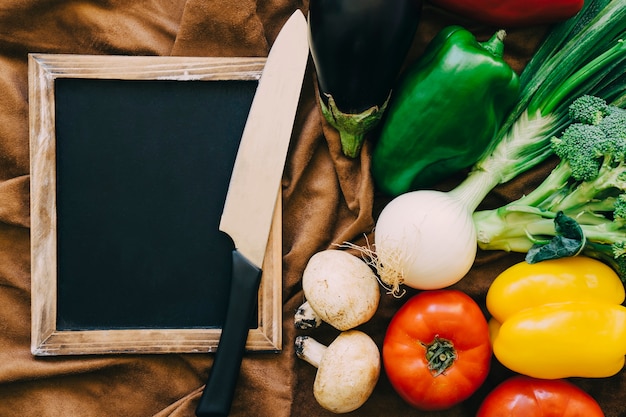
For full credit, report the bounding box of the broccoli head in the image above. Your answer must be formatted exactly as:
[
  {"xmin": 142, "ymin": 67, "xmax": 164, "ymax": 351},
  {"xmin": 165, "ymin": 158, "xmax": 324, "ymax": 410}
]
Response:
[
  {"xmin": 550, "ymin": 97, "xmax": 626, "ymax": 182},
  {"xmin": 613, "ymin": 194, "xmax": 626, "ymax": 223},
  {"xmin": 474, "ymin": 94, "xmax": 626, "ymax": 283},
  {"xmin": 599, "ymin": 106, "xmax": 626, "ymax": 142},
  {"xmin": 568, "ymin": 94, "xmax": 610, "ymax": 125},
  {"xmin": 551, "ymin": 123, "xmax": 608, "ymax": 181}
]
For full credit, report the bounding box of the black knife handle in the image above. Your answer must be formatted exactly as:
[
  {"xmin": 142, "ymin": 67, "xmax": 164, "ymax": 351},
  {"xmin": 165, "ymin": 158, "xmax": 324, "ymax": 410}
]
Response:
[{"xmin": 195, "ymin": 250, "xmax": 262, "ymax": 417}]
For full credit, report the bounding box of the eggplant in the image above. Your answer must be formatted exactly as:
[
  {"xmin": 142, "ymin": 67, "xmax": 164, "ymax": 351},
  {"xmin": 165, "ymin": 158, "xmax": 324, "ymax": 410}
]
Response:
[{"xmin": 308, "ymin": 0, "xmax": 422, "ymax": 157}]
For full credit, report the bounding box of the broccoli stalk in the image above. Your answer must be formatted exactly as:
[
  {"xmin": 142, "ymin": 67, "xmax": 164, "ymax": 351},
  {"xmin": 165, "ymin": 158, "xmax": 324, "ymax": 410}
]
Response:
[{"xmin": 473, "ymin": 95, "xmax": 626, "ymax": 281}]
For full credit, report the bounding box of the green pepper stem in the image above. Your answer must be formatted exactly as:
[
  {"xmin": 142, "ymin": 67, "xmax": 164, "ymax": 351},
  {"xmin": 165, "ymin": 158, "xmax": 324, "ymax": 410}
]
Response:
[
  {"xmin": 480, "ymin": 29, "xmax": 506, "ymax": 57},
  {"xmin": 319, "ymin": 92, "xmax": 390, "ymax": 158},
  {"xmin": 422, "ymin": 335, "xmax": 457, "ymax": 376}
]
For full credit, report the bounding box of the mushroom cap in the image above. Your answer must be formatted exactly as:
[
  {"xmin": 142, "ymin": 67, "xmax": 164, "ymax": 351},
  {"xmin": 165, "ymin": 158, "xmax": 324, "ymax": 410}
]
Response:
[
  {"xmin": 313, "ymin": 330, "xmax": 381, "ymax": 413},
  {"xmin": 303, "ymin": 250, "xmax": 380, "ymax": 331}
]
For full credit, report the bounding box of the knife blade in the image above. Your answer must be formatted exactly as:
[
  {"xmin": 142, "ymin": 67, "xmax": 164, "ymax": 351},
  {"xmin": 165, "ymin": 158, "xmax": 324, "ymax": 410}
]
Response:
[{"xmin": 195, "ymin": 10, "xmax": 309, "ymax": 417}]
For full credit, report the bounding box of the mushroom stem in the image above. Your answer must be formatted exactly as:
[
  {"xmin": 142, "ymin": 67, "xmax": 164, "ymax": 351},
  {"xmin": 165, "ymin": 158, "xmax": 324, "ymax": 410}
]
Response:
[
  {"xmin": 295, "ymin": 335, "xmax": 326, "ymax": 368},
  {"xmin": 294, "ymin": 301, "xmax": 322, "ymax": 330}
]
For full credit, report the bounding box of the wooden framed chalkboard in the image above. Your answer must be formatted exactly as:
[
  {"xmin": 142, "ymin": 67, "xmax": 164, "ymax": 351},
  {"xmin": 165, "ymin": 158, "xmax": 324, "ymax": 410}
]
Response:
[{"xmin": 29, "ymin": 54, "xmax": 283, "ymax": 355}]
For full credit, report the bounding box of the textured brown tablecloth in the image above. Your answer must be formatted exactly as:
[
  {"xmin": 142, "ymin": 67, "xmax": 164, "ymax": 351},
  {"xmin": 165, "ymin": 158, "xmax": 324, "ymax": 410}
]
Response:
[{"xmin": 0, "ymin": 1, "xmax": 624, "ymax": 416}]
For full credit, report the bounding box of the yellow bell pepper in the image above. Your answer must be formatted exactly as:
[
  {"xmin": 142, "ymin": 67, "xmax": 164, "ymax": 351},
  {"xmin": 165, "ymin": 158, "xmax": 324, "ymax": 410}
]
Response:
[
  {"xmin": 487, "ymin": 256, "xmax": 626, "ymax": 379},
  {"xmin": 491, "ymin": 301, "xmax": 626, "ymax": 379},
  {"xmin": 487, "ymin": 256, "xmax": 625, "ymax": 323}
]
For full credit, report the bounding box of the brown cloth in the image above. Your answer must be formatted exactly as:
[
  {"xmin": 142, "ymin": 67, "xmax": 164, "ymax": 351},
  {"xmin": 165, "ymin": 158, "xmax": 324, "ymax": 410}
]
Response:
[{"xmin": 0, "ymin": 1, "xmax": 624, "ymax": 416}]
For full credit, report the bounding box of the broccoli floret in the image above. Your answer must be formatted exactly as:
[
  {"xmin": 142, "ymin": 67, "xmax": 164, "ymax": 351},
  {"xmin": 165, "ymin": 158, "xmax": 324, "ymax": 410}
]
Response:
[
  {"xmin": 549, "ymin": 98, "xmax": 626, "ymax": 182},
  {"xmin": 551, "ymin": 123, "xmax": 608, "ymax": 181},
  {"xmin": 598, "ymin": 106, "xmax": 626, "ymax": 144},
  {"xmin": 613, "ymin": 194, "xmax": 626, "ymax": 223},
  {"xmin": 568, "ymin": 94, "xmax": 610, "ymax": 125},
  {"xmin": 548, "ymin": 98, "xmax": 626, "ymax": 189},
  {"xmin": 613, "ymin": 240, "xmax": 626, "ymax": 258}
]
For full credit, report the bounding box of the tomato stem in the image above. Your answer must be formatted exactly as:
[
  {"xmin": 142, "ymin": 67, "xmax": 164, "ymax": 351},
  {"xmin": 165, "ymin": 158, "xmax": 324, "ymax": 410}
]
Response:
[{"xmin": 422, "ymin": 335, "xmax": 457, "ymax": 376}]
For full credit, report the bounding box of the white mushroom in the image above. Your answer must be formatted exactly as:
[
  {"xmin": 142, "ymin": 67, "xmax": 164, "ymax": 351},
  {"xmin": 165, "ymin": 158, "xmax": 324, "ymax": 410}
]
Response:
[
  {"xmin": 295, "ymin": 330, "xmax": 381, "ymax": 414},
  {"xmin": 294, "ymin": 249, "xmax": 380, "ymax": 331}
]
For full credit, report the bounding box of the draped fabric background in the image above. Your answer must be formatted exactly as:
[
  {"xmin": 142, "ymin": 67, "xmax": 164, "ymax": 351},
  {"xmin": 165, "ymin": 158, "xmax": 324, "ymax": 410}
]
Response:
[{"xmin": 0, "ymin": 1, "xmax": 624, "ymax": 416}]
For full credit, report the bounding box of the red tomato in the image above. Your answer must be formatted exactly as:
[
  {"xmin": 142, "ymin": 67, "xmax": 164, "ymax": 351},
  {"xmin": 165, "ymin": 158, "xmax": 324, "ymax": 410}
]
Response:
[
  {"xmin": 382, "ymin": 289, "xmax": 491, "ymax": 411},
  {"xmin": 477, "ymin": 376, "xmax": 605, "ymax": 417}
]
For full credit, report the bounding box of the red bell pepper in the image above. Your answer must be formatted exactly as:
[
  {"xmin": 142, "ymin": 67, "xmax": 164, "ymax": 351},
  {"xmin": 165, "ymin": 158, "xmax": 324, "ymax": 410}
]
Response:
[{"xmin": 428, "ymin": 0, "xmax": 584, "ymax": 27}]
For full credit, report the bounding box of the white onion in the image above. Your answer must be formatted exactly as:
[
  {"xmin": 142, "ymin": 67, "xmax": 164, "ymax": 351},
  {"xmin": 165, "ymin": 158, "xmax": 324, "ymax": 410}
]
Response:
[{"xmin": 374, "ymin": 190, "xmax": 477, "ymax": 291}]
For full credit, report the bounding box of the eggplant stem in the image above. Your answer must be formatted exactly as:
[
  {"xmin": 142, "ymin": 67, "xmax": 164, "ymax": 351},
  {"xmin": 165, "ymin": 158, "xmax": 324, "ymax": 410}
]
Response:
[{"xmin": 319, "ymin": 92, "xmax": 390, "ymax": 158}]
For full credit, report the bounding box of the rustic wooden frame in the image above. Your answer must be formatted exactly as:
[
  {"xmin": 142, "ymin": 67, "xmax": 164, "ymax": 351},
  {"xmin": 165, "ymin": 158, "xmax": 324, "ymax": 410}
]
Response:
[{"xmin": 29, "ymin": 54, "xmax": 282, "ymax": 355}]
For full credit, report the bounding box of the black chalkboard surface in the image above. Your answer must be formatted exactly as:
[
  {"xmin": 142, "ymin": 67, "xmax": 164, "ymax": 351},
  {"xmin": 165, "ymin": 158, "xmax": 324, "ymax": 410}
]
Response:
[
  {"xmin": 29, "ymin": 54, "xmax": 283, "ymax": 355},
  {"xmin": 54, "ymin": 77, "xmax": 255, "ymax": 330}
]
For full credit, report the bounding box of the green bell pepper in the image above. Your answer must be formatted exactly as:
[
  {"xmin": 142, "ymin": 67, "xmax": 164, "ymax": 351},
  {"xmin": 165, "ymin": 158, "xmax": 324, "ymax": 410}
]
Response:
[{"xmin": 371, "ymin": 26, "xmax": 520, "ymax": 196}]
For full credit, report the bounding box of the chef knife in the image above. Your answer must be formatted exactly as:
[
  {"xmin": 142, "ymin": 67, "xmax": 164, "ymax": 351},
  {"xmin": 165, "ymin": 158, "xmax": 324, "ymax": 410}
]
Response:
[{"xmin": 195, "ymin": 10, "xmax": 309, "ymax": 417}]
